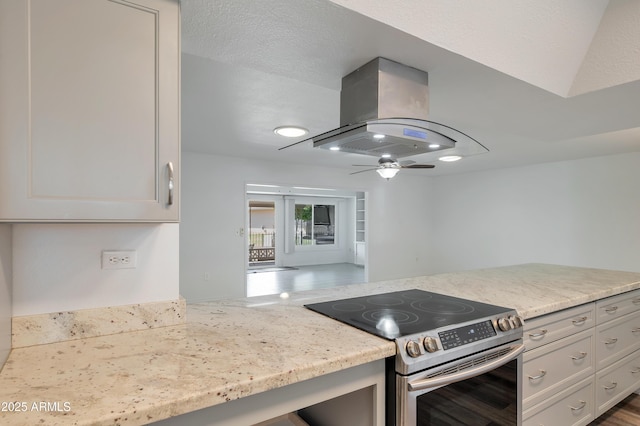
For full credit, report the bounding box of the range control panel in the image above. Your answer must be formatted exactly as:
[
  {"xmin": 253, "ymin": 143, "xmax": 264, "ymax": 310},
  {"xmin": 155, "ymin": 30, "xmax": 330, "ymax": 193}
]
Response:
[{"xmin": 438, "ymin": 320, "xmax": 496, "ymax": 350}]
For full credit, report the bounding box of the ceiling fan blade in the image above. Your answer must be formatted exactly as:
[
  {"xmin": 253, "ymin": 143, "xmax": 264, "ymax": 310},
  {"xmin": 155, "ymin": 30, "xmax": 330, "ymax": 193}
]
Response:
[
  {"xmin": 399, "ymin": 160, "xmax": 416, "ymax": 166},
  {"xmin": 351, "ymin": 164, "xmax": 378, "ymax": 167},
  {"xmin": 401, "ymin": 164, "xmax": 435, "ymax": 169},
  {"xmin": 349, "ymin": 168, "xmax": 379, "ymax": 175}
]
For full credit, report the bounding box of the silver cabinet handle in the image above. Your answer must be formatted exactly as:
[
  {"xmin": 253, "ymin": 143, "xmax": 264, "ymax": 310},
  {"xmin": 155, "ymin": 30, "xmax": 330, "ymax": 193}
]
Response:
[
  {"xmin": 571, "ymin": 352, "xmax": 587, "ymax": 360},
  {"xmin": 572, "ymin": 316, "xmax": 588, "ymax": 326},
  {"xmin": 529, "ymin": 329, "xmax": 548, "ymax": 339},
  {"xmin": 167, "ymin": 162, "xmax": 174, "ymax": 206},
  {"xmin": 528, "ymin": 369, "xmax": 547, "ymax": 381},
  {"xmin": 604, "ymin": 338, "xmax": 618, "ymax": 345},
  {"xmin": 605, "ymin": 306, "xmax": 619, "ymax": 313},
  {"xmin": 603, "ymin": 382, "xmax": 618, "ymax": 390},
  {"xmin": 631, "ymin": 367, "xmax": 640, "ymax": 374},
  {"xmin": 569, "ymin": 400, "xmax": 586, "ymax": 411},
  {"xmin": 632, "ymin": 328, "xmax": 640, "ymax": 333}
]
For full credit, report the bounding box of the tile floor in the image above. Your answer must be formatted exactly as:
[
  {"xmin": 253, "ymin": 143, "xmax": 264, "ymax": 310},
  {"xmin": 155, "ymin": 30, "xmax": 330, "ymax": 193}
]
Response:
[{"xmin": 246, "ymin": 263, "xmax": 366, "ymax": 297}]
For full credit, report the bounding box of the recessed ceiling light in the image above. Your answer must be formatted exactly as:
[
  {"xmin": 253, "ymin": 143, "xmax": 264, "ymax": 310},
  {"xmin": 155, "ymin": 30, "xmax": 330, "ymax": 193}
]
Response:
[
  {"xmin": 439, "ymin": 155, "xmax": 462, "ymax": 162},
  {"xmin": 329, "ymin": 146, "xmax": 340, "ymax": 151},
  {"xmin": 273, "ymin": 126, "xmax": 308, "ymax": 138},
  {"xmin": 373, "ymin": 134, "xmax": 385, "ymax": 139},
  {"xmin": 429, "ymin": 144, "xmax": 440, "ymax": 149}
]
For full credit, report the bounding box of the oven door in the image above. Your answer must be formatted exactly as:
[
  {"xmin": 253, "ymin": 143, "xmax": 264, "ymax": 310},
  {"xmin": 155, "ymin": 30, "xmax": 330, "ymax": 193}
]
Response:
[{"xmin": 397, "ymin": 341, "xmax": 524, "ymax": 426}]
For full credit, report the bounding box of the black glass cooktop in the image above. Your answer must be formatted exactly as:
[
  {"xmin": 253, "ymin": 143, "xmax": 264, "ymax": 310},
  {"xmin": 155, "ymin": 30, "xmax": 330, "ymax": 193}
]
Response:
[{"xmin": 305, "ymin": 289, "xmax": 513, "ymax": 340}]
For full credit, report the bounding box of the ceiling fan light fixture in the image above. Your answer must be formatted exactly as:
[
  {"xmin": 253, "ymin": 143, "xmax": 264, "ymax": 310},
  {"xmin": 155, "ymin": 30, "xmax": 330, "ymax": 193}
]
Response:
[
  {"xmin": 273, "ymin": 126, "xmax": 308, "ymax": 138},
  {"xmin": 439, "ymin": 155, "xmax": 462, "ymax": 162},
  {"xmin": 376, "ymin": 168, "xmax": 400, "ymax": 179}
]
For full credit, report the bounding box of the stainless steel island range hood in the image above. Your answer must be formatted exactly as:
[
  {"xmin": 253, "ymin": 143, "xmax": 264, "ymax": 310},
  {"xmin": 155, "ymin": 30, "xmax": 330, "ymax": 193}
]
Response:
[{"xmin": 281, "ymin": 57, "xmax": 487, "ymax": 160}]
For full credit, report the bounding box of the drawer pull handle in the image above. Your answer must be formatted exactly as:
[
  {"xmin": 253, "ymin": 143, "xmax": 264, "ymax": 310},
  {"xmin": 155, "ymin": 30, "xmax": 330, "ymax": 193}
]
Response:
[
  {"xmin": 603, "ymin": 382, "xmax": 618, "ymax": 391},
  {"xmin": 633, "ymin": 298, "xmax": 640, "ymax": 305},
  {"xmin": 632, "ymin": 368, "xmax": 640, "ymax": 374},
  {"xmin": 632, "ymin": 328, "xmax": 640, "ymax": 333},
  {"xmin": 572, "ymin": 316, "xmax": 588, "ymax": 326},
  {"xmin": 528, "ymin": 370, "xmax": 547, "ymax": 381},
  {"xmin": 604, "ymin": 338, "xmax": 618, "ymax": 345},
  {"xmin": 570, "ymin": 352, "xmax": 587, "ymax": 360},
  {"xmin": 605, "ymin": 306, "xmax": 619, "ymax": 313},
  {"xmin": 167, "ymin": 162, "xmax": 175, "ymax": 206},
  {"xmin": 529, "ymin": 329, "xmax": 548, "ymax": 339},
  {"xmin": 569, "ymin": 400, "xmax": 586, "ymax": 411}
]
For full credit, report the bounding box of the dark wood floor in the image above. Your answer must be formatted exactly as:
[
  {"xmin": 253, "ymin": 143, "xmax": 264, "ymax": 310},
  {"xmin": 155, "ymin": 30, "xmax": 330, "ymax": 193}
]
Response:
[{"xmin": 590, "ymin": 394, "xmax": 640, "ymax": 425}]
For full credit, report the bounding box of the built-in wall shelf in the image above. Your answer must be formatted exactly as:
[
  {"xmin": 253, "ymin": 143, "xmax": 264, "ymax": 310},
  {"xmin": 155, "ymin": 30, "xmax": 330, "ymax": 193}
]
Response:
[
  {"xmin": 355, "ymin": 193, "xmax": 365, "ymax": 243},
  {"xmin": 355, "ymin": 192, "xmax": 365, "ymax": 266}
]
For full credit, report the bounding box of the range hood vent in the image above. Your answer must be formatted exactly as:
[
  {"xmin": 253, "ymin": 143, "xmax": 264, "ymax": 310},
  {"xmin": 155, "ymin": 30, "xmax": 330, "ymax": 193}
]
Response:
[{"xmin": 281, "ymin": 57, "xmax": 487, "ymax": 160}]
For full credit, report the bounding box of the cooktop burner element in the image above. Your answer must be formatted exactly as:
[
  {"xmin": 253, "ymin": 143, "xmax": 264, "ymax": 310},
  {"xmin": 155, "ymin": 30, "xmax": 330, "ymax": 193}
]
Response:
[{"xmin": 305, "ymin": 289, "xmax": 510, "ymax": 340}]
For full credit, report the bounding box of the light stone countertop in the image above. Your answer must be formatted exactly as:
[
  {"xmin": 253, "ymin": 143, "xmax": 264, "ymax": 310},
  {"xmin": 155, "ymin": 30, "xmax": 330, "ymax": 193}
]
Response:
[{"xmin": 1, "ymin": 263, "xmax": 640, "ymax": 425}]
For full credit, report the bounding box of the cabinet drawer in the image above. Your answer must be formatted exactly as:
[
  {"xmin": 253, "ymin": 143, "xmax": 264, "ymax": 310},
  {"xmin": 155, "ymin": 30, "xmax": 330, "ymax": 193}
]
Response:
[
  {"xmin": 596, "ymin": 289, "xmax": 640, "ymax": 324},
  {"xmin": 523, "ymin": 377, "xmax": 594, "ymax": 426},
  {"xmin": 595, "ymin": 349, "xmax": 640, "ymax": 416},
  {"xmin": 596, "ymin": 310, "xmax": 640, "ymax": 369},
  {"xmin": 523, "ymin": 329, "xmax": 595, "ymax": 409},
  {"xmin": 524, "ymin": 303, "xmax": 595, "ymax": 351}
]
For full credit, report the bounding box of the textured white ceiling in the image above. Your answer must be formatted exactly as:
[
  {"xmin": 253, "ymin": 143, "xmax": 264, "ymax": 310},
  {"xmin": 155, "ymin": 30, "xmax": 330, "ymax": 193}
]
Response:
[
  {"xmin": 180, "ymin": 0, "xmax": 640, "ymax": 176},
  {"xmin": 569, "ymin": 0, "xmax": 640, "ymax": 96},
  {"xmin": 327, "ymin": 0, "xmax": 609, "ymax": 96}
]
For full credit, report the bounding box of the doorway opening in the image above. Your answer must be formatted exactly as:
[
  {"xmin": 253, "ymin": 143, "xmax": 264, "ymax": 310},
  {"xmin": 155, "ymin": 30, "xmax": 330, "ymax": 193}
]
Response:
[
  {"xmin": 245, "ymin": 184, "xmax": 368, "ymax": 297},
  {"xmin": 248, "ymin": 200, "xmax": 276, "ymax": 269}
]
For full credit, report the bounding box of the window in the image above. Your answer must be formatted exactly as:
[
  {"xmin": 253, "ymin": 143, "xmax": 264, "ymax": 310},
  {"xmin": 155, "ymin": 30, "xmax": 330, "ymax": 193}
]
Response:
[{"xmin": 295, "ymin": 204, "xmax": 335, "ymax": 245}]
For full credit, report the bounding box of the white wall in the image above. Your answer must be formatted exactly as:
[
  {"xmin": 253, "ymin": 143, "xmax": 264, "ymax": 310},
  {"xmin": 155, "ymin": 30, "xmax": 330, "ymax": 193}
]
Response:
[
  {"xmin": 0, "ymin": 224, "xmax": 11, "ymax": 370},
  {"xmin": 180, "ymin": 151, "xmax": 437, "ymax": 302},
  {"xmin": 430, "ymin": 152, "xmax": 640, "ymax": 274},
  {"xmin": 12, "ymin": 223, "xmax": 179, "ymax": 316}
]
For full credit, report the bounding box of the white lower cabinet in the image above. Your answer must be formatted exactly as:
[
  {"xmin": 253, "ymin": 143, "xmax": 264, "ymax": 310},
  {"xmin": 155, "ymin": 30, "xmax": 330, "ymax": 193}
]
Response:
[
  {"xmin": 595, "ymin": 310, "xmax": 640, "ymax": 369},
  {"xmin": 523, "ymin": 329, "xmax": 595, "ymax": 409},
  {"xmin": 523, "ymin": 377, "xmax": 594, "ymax": 426},
  {"xmin": 595, "ymin": 346, "xmax": 640, "ymax": 416},
  {"xmin": 522, "ymin": 289, "xmax": 640, "ymax": 425}
]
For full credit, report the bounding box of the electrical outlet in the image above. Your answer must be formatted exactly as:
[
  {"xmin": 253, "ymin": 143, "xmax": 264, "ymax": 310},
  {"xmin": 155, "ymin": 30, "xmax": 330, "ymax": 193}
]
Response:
[{"xmin": 102, "ymin": 250, "xmax": 137, "ymax": 269}]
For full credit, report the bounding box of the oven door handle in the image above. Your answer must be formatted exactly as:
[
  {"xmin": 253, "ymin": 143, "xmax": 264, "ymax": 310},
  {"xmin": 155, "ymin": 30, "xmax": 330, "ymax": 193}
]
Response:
[{"xmin": 408, "ymin": 344, "xmax": 525, "ymax": 391}]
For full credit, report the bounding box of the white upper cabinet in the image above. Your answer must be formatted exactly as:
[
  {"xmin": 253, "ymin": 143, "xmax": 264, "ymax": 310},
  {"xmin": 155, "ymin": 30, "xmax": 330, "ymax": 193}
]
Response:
[{"xmin": 0, "ymin": 0, "xmax": 179, "ymax": 222}]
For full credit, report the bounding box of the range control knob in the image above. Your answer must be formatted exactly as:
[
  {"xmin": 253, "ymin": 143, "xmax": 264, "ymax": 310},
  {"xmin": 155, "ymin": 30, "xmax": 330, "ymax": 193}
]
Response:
[
  {"xmin": 497, "ymin": 317, "xmax": 512, "ymax": 332},
  {"xmin": 510, "ymin": 315, "xmax": 524, "ymax": 328},
  {"xmin": 423, "ymin": 337, "xmax": 439, "ymax": 353},
  {"xmin": 406, "ymin": 340, "xmax": 422, "ymax": 358}
]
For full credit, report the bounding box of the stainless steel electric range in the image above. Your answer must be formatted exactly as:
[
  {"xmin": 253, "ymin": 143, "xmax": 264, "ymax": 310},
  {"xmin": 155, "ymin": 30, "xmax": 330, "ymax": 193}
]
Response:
[{"xmin": 305, "ymin": 289, "xmax": 525, "ymax": 426}]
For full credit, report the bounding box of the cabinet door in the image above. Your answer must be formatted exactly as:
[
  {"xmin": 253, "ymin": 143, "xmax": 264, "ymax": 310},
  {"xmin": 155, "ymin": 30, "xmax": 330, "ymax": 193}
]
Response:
[
  {"xmin": 0, "ymin": 0, "xmax": 179, "ymax": 222},
  {"xmin": 355, "ymin": 242, "xmax": 365, "ymax": 266}
]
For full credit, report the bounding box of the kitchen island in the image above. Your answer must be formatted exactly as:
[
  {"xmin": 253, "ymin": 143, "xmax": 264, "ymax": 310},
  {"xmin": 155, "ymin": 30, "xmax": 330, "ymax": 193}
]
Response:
[{"xmin": 1, "ymin": 263, "xmax": 640, "ymax": 425}]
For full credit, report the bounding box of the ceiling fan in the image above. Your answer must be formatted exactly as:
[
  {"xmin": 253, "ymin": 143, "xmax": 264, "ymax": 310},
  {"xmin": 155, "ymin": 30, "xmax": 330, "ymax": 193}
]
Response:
[{"xmin": 350, "ymin": 157, "xmax": 435, "ymax": 180}]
